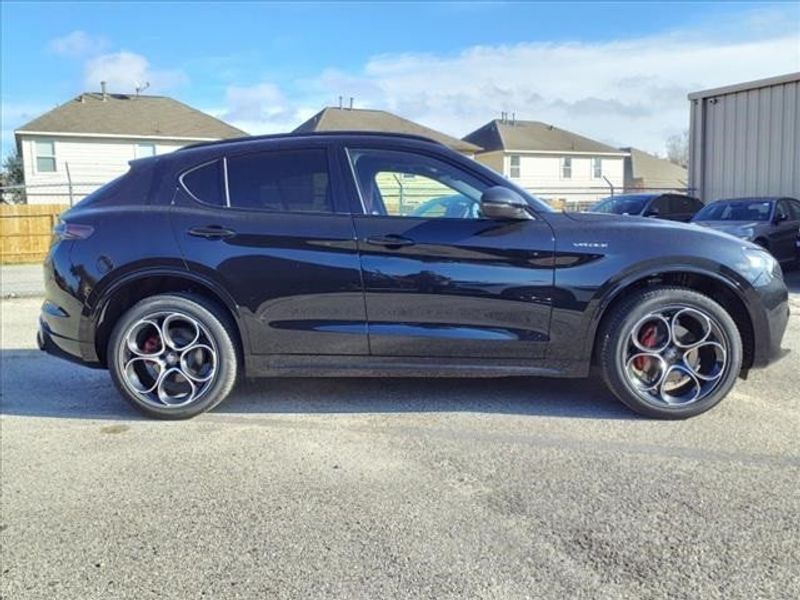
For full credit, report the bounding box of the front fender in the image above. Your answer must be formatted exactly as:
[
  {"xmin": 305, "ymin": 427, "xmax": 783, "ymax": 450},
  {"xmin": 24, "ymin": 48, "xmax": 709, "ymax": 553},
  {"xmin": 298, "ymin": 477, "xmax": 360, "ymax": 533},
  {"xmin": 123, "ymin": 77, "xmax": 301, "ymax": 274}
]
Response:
[{"xmin": 547, "ymin": 255, "xmax": 757, "ymax": 368}]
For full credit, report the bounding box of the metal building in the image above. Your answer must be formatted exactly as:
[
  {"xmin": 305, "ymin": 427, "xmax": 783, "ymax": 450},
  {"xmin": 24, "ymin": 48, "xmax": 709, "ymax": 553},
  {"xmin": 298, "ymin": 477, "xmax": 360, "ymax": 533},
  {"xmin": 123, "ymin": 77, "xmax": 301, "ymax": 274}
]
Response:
[{"xmin": 688, "ymin": 72, "xmax": 800, "ymax": 202}]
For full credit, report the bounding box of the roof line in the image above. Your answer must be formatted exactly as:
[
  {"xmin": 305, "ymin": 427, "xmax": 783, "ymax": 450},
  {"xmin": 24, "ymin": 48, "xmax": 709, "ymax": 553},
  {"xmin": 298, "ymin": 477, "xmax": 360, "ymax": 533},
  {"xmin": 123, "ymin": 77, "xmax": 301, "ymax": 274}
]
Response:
[
  {"xmin": 14, "ymin": 130, "xmax": 221, "ymax": 142},
  {"xmin": 178, "ymin": 130, "xmax": 449, "ymax": 152},
  {"xmin": 160, "ymin": 96, "xmax": 248, "ymax": 136},
  {"xmin": 485, "ymin": 149, "xmax": 629, "ymax": 157},
  {"xmin": 688, "ymin": 71, "xmax": 800, "ymax": 100}
]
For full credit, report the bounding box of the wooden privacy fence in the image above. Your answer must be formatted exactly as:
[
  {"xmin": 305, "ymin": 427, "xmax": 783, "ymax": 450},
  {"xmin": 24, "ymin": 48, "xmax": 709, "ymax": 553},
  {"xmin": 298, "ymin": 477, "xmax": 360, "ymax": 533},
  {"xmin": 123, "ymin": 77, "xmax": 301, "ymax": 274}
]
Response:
[{"xmin": 0, "ymin": 204, "xmax": 69, "ymax": 264}]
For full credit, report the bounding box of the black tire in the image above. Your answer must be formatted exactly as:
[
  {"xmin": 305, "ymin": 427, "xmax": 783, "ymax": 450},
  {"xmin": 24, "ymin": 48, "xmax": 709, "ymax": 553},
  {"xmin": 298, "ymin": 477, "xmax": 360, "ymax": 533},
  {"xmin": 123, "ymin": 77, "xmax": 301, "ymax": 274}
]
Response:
[
  {"xmin": 107, "ymin": 293, "xmax": 239, "ymax": 419},
  {"xmin": 598, "ymin": 287, "xmax": 743, "ymax": 419}
]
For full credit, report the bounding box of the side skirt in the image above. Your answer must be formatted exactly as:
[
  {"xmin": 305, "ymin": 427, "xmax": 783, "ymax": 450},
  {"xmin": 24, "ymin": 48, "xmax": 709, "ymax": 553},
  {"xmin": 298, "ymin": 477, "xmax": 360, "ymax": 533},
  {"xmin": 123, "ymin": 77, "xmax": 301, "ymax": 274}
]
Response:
[{"xmin": 244, "ymin": 354, "xmax": 589, "ymax": 379}]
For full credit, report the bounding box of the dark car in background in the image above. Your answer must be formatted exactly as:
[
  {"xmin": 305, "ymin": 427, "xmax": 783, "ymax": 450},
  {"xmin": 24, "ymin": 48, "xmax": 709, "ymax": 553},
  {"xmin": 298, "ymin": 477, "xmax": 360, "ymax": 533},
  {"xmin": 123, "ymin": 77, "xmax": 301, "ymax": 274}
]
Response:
[
  {"xmin": 591, "ymin": 193, "xmax": 703, "ymax": 222},
  {"xmin": 38, "ymin": 132, "xmax": 789, "ymax": 421},
  {"xmin": 411, "ymin": 194, "xmax": 480, "ymax": 219},
  {"xmin": 692, "ymin": 197, "xmax": 800, "ymax": 267}
]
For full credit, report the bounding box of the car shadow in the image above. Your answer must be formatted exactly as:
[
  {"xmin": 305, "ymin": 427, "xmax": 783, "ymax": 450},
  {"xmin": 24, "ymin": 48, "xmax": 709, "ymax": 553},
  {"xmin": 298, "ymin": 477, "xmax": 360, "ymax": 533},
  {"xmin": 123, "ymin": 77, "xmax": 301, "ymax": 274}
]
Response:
[{"xmin": 0, "ymin": 349, "xmax": 635, "ymax": 421}]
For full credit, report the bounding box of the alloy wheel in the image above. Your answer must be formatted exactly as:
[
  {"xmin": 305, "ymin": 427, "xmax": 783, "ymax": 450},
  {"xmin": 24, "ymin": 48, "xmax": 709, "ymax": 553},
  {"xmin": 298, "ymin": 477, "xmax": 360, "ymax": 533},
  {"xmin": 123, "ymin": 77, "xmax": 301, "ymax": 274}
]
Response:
[
  {"xmin": 622, "ymin": 305, "xmax": 729, "ymax": 407},
  {"xmin": 118, "ymin": 311, "xmax": 218, "ymax": 409}
]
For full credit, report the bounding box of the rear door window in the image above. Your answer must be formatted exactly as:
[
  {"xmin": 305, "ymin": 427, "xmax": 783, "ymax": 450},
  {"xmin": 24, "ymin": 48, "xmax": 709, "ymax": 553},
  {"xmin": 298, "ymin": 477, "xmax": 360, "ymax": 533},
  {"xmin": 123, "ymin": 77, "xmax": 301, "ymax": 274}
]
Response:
[
  {"xmin": 788, "ymin": 200, "xmax": 800, "ymax": 220},
  {"xmin": 227, "ymin": 149, "xmax": 333, "ymax": 213},
  {"xmin": 776, "ymin": 200, "xmax": 791, "ymax": 222}
]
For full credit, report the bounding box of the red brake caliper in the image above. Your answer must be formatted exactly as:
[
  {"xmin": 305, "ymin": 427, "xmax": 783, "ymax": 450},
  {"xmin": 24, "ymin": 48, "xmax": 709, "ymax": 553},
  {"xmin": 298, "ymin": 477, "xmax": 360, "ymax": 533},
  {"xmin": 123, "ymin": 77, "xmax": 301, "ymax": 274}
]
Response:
[
  {"xmin": 143, "ymin": 336, "xmax": 160, "ymax": 354},
  {"xmin": 633, "ymin": 324, "xmax": 658, "ymax": 370}
]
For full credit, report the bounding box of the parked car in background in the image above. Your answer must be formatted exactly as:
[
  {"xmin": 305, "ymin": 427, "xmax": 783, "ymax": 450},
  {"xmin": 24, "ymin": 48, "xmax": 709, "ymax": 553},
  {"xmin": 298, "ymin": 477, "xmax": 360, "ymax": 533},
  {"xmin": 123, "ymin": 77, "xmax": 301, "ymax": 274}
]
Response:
[
  {"xmin": 591, "ymin": 193, "xmax": 703, "ymax": 222},
  {"xmin": 692, "ymin": 197, "xmax": 800, "ymax": 267},
  {"xmin": 39, "ymin": 132, "xmax": 789, "ymax": 421},
  {"xmin": 411, "ymin": 194, "xmax": 480, "ymax": 219}
]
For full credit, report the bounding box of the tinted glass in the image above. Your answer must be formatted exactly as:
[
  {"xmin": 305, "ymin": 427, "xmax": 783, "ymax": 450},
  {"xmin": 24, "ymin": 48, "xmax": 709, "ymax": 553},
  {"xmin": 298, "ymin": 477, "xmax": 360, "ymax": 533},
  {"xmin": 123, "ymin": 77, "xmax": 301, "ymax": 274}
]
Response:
[
  {"xmin": 181, "ymin": 160, "xmax": 225, "ymax": 207},
  {"xmin": 348, "ymin": 148, "xmax": 487, "ymax": 218},
  {"xmin": 776, "ymin": 199, "xmax": 800, "ymax": 221},
  {"xmin": 227, "ymin": 149, "xmax": 332, "ymax": 213},
  {"xmin": 668, "ymin": 195, "xmax": 701, "ymax": 214},
  {"xmin": 694, "ymin": 200, "xmax": 773, "ymax": 222},
  {"xmin": 650, "ymin": 196, "xmax": 671, "ymax": 214},
  {"xmin": 591, "ymin": 195, "xmax": 652, "ymax": 215}
]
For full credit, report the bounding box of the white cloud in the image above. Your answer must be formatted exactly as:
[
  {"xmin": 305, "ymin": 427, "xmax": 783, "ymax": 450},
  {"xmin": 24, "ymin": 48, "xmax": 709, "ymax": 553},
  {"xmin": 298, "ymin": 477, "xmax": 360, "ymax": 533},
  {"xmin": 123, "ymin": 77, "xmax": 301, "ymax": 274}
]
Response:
[
  {"xmin": 83, "ymin": 51, "xmax": 188, "ymax": 93},
  {"xmin": 307, "ymin": 34, "xmax": 799, "ymax": 154},
  {"xmin": 224, "ymin": 8, "xmax": 799, "ymax": 154},
  {"xmin": 220, "ymin": 83, "xmax": 317, "ymax": 134},
  {"xmin": 47, "ymin": 31, "xmax": 108, "ymax": 57}
]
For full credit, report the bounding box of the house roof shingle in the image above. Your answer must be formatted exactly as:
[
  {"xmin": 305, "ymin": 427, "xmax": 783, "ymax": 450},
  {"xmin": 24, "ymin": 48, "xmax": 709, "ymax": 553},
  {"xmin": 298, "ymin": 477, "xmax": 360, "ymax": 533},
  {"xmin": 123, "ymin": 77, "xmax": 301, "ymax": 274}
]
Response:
[
  {"xmin": 15, "ymin": 93, "xmax": 247, "ymax": 140},
  {"xmin": 463, "ymin": 119, "xmax": 625, "ymax": 155},
  {"xmin": 621, "ymin": 147, "xmax": 688, "ymax": 189},
  {"xmin": 294, "ymin": 107, "xmax": 482, "ymax": 153}
]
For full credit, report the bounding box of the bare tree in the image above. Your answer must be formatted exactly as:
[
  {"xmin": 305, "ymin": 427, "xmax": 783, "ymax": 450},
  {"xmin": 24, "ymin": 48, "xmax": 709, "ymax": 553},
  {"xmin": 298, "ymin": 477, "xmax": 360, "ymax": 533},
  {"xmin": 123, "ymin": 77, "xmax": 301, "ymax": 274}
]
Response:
[
  {"xmin": 1, "ymin": 148, "xmax": 26, "ymax": 204},
  {"xmin": 666, "ymin": 130, "xmax": 689, "ymax": 168}
]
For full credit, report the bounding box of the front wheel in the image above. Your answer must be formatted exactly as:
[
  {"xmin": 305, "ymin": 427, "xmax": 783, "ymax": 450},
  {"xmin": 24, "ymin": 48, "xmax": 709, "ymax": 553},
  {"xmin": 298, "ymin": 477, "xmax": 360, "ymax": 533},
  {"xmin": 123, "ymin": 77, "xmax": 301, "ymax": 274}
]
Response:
[
  {"xmin": 108, "ymin": 293, "xmax": 239, "ymax": 419},
  {"xmin": 598, "ymin": 287, "xmax": 743, "ymax": 419}
]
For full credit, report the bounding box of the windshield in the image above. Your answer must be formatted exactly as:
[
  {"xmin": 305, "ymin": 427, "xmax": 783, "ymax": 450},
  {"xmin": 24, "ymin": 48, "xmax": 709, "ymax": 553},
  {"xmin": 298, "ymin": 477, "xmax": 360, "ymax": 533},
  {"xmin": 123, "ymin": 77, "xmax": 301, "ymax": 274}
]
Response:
[
  {"xmin": 693, "ymin": 200, "xmax": 773, "ymax": 222},
  {"xmin": 591, "ymin": 195, "xmax": 651, "ymax": 215}
]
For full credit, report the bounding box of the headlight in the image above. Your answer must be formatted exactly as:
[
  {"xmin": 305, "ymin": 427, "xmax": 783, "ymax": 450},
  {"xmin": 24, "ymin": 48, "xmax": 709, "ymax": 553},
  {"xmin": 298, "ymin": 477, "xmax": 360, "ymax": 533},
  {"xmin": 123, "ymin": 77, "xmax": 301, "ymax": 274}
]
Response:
[
  {"xmin": 738, "ymin": 227, "xmax": 755, "ymax": 241},
  {"xmin": 739, "ymin": 246, "xmax": 781, "ymax": 286}
]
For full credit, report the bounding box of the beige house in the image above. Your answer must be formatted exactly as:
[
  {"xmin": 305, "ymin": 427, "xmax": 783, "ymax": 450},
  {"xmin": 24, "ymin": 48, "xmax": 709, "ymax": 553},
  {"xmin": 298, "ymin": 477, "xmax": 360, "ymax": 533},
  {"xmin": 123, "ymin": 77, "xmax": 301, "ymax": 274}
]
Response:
[
  {"xmin": 463, "ymin": 119, "xmax": 628, "ymax": 207},
  {"xmin": 15, "ymin": 89, "xmax": 246, "ymax": 204},
  {"xmin": 621, "ymin": 147, "xmax": 689, "ymax": 193},
  {"xmin": 294, "ymin": 106, "xmax": 482, "ymax": 157}
]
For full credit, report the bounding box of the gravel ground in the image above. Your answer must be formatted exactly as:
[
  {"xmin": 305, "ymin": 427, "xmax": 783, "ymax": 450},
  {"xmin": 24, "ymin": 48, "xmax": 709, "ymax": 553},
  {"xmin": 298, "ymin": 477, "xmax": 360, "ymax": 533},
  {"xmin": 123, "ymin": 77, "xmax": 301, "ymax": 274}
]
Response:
[
  {"xmin": 0, "ymin": 264, "xmax": 44, "ymax": 299},
  {"xmin": 1, "ymin": 273, "xmax": 799, "ymax": 599}
]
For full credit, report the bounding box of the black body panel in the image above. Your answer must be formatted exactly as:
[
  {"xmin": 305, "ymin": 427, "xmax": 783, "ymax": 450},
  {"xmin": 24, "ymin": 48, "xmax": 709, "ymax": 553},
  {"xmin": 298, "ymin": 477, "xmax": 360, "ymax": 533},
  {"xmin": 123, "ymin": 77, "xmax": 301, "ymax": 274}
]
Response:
[{"xmin": 352, "ymin": 215, "xmax": 555, "ymax": 358}]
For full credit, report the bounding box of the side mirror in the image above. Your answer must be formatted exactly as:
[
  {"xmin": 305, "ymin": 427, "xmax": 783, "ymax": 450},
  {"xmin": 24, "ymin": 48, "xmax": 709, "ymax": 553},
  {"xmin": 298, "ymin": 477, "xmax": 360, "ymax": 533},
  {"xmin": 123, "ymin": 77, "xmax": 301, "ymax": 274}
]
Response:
[
  {"xmin": 644, "ymin": 207, "xmax": 660, "ymax": 217},
  {"xmin": 775, "ymin": 212, "xmax": 789, "ymax": 223},
  {"xmin": 480, "ymin": 186, "xmax": 532, "ymax": 220}
]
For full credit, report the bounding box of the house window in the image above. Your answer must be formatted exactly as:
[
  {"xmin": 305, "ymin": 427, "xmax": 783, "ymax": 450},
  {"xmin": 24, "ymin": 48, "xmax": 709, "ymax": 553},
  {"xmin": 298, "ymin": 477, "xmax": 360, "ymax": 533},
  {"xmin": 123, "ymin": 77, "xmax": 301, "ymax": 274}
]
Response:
[
  {"xmin": 509, "ymin": 155, "xmax": 521, "ymax": 178},
  {"xmin": 561, "ymin": 157, "xmax": 572, "ymax": 179},
  {"xmin": 135, "ymin": 143, "xmax": 156, "ymax": 158},
  {"xmin": 593, "ymin": 157, "xmax": 602, "ymax": 179},
  {"xmin": 35, "ymin": 140, "xmax": 56, "ymax": 173}
]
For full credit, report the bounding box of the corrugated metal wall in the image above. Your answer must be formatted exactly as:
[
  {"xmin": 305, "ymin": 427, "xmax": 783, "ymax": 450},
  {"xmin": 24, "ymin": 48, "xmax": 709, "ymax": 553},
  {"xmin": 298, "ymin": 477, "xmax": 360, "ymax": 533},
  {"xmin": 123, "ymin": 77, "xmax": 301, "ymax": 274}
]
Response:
[{"xmin": 689, "ymin": 75, "xmax": 799, "ymax": 202}]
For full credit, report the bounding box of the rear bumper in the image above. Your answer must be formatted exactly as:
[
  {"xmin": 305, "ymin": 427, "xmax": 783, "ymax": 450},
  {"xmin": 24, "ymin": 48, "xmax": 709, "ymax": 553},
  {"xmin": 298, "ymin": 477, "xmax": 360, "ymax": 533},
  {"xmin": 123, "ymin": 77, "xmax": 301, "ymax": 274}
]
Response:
[{"xmin": 38, "ymin": 308, "xmax": 102, "ymax": 369}]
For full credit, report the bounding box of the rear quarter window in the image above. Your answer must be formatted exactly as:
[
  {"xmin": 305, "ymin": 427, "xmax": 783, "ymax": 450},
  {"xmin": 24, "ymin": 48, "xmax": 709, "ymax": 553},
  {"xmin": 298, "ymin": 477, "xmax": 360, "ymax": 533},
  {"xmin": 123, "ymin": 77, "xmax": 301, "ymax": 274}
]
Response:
[{"xmin": 180, "ymin": 159, "xmax": 226, "ymax": 206}]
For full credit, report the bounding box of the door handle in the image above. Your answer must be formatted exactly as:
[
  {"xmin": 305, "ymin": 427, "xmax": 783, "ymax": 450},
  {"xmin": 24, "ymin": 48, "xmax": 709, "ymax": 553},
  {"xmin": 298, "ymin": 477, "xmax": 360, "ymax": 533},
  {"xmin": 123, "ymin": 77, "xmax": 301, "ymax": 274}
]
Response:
[
  {"xmin": 365, "ymin": 234, "xmax": 415, "ymax": 248},
  {"xmin": 188, "ymin": 225, "xmax": 236, "ymax": 240}
]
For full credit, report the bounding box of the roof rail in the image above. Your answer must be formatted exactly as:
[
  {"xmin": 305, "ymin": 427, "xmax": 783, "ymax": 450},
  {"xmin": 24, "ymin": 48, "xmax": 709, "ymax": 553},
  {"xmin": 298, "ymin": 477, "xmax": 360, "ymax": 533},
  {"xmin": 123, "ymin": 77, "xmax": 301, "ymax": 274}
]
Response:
[{"xmin": 178, "ymin": 130, "xmax": 446, "ymax": 152}]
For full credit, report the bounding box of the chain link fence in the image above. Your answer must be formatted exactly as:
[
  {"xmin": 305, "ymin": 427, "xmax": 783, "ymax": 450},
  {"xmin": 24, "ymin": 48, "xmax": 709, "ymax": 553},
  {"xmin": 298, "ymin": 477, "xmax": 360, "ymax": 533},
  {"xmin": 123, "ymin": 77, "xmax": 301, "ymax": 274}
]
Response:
[{"xmin": 2, "ymin": 180, "xmax": 694, "ymax": 213}]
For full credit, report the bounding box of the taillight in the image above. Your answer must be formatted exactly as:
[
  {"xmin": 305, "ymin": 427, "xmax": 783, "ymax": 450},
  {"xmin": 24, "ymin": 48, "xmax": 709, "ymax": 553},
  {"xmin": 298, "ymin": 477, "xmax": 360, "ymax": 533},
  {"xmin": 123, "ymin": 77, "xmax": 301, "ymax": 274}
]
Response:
[{"xmin": 53, "ymin": 222, "xmax": 94, "ymax": 240}]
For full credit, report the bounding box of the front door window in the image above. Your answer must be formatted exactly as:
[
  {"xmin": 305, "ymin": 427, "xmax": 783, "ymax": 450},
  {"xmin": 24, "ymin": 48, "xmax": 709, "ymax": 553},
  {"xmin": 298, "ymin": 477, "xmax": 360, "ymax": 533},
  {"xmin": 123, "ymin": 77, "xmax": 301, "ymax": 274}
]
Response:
[{"xmin": 347, "ymin": 148, "xmax": 487, "ymax": 220}]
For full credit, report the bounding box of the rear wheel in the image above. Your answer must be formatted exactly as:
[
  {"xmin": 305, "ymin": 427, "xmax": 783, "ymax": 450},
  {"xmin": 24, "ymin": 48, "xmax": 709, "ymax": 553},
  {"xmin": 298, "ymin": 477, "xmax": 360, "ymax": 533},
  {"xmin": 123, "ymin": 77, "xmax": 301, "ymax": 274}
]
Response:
[
  {"xmin": 108, "ymin": 293, "xmax": 239, "ymax": 419},
  {"xmin": 598, "ymin": 287, "xmax": 742, "ymax": 419}
]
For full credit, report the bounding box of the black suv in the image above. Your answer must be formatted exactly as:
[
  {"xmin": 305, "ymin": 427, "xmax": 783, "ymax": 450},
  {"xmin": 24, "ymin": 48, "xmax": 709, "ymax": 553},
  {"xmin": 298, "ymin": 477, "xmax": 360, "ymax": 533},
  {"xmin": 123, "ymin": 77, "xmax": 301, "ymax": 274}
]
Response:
[{"xmin": 39, "ymin": 132, "xmax": 790, "ymax": 419}]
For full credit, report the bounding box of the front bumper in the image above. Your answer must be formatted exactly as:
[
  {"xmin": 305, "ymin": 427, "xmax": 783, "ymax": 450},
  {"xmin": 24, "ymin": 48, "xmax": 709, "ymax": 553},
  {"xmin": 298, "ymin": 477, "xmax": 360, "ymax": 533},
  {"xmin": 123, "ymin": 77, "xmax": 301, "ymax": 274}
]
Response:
[{"xmin": 747, "ymin": 274, "xmax": 791, "ymax": 369}]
